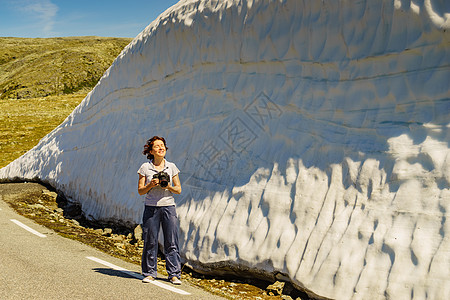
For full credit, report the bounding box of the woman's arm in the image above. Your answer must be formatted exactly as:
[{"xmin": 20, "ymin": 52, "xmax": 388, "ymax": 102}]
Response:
[
  {"xmin": 166, "ymin": 173, "xmax": 182, "ymax": 194},
  {"xmin": 138, "ymin": 174, "xmax": 159, "ymax": 195}
]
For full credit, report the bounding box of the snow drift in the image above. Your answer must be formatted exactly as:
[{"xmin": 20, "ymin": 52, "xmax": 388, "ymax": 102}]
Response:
[{"xmin": 1, "ymin": 0, "xmax": 449, "ymax": 299}]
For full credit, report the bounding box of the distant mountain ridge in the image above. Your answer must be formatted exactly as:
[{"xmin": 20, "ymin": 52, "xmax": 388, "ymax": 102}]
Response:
[{"xmin": 0, "ymin": 37, "xmax": 132, "ymax": 100}]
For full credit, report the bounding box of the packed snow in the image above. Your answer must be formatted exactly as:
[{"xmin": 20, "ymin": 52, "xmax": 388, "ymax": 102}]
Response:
[{"xmin": 1, "ymin": 0, "xmax": 449, "ymax": 299}]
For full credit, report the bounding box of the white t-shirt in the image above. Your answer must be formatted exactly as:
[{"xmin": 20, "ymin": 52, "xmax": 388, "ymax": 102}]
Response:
[{"xmin": 137, "ymin": 159, "xmax": 180, "ymax": 207}]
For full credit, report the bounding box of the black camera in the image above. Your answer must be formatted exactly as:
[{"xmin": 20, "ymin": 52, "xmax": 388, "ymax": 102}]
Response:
[{"xmin": 153, "ymin": 171, "xmax": 170, "ymax": 188}]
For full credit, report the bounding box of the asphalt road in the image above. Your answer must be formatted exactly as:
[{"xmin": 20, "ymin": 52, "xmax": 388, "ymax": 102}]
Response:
[{"xmin": 0, "ymin": 195, "xmax": 224, "ymax": 300}]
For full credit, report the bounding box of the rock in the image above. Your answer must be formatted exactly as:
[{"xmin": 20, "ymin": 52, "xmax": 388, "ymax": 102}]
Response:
[
  {"xmin": 93, "ymin": 228, "xmax": 103, "ymax": 235},
  {"xmin": 110, "ymin": 234, "xmax": 124, "ymax": 241},
  {"xmin": 114, "ymin": 242, "xmax": 125, "ymax": 249},
  {"xmin": 134, "ymin": 225, "xmax": 143, "ymax": 242},
  {"xmin": 266, "ymin": 281, "xmax": 285, "ymax": 296},
  {"xmin": 29, "ymin": 204, "xmax": 46, "ymax": 210},
  {"xmin": 42, "ymin": 189, "xmax": 58, "ymax": 200},
  {"xmin": 114, "ymin": 244, "xmax": 127, "ymax": 254}
]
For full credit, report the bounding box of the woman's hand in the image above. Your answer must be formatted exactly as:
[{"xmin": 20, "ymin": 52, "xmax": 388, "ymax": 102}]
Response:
[
  {"xmin": 149, "ymin": 177, "xmax": 160, "ymax": 188},
  {"xmin": 165, "ymin": 174, "xmax": 182, "ymax": 194},
  {"xmin": 138, "ymin": 174, "xmax": 159, "ymax": 195}
]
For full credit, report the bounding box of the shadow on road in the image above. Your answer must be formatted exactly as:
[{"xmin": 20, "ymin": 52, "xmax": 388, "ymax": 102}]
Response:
[{"xmin": 92, "ymin": 268, "xmax": 141, "ymax": 280}]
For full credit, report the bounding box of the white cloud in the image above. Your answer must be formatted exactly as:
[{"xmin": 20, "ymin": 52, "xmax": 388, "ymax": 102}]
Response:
[{"xmin": 15, "ymin": 0, "xmax": 59, "ymax": 37}]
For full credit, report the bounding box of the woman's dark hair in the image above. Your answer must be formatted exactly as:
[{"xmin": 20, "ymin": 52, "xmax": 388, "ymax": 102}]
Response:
[{"xmin": 143, "ymin": 136, "xmax": 168, "ymax": 160}]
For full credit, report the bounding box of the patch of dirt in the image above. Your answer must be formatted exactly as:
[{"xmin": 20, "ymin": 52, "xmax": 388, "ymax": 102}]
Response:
[{"xmin": 0, "ymin": 182, "xmax": 313, "ymax": 300}]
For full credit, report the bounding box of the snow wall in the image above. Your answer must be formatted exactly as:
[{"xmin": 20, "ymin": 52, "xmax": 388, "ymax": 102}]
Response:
[{"xmin": 1, "ymin": 0, "xmax": 449, "ymax": 299}]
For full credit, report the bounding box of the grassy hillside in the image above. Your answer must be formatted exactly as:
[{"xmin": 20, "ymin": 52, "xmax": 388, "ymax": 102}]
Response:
[
  {"xmin": 0, "ymin": 36, "xmax": 132, "ymax": 168},
  {"xmin": 0, "ymin": 36, "xmax": 132, "ymax": 99},
  {"xmin": 0, "ymin": 94, "xmax": 86, "ymax": 168}
]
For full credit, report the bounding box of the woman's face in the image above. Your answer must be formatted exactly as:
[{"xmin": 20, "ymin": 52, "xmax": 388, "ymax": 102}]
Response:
[{"xmin": 150, "ymin": 139, "xmax": 166, "ymax": 158}]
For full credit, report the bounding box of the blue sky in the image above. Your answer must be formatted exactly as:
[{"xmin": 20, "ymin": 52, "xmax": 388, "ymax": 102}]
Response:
[{"xmin": 0, "ymin": 0, "xmax": 180, "ymax": 38}]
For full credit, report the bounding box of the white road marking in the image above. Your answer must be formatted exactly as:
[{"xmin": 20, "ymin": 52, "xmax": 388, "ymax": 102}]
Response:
[
  {"xmin": 86, "ymin": 256, "xmax": 190, "ymax": 295},
  {"xmin": 10, "ymin": 219, "xmax": 47, "ymax": 238}
]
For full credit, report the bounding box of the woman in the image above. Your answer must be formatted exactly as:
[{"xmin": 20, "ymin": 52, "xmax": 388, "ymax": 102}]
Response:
[{"xmin": 137, "ymin": 136, "xmax": 182, "ymax": 285}]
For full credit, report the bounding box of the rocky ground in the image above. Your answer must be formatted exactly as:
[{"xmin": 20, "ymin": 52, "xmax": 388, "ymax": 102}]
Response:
[{"xmin": 0, "ymin": 181, "xmax": 312, "ymax": 300}]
